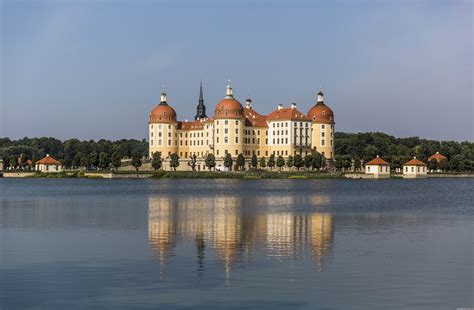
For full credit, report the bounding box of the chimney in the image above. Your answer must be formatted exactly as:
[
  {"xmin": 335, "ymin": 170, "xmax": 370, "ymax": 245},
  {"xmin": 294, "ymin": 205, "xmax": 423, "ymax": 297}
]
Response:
[
  {"xmin": 291, "ymin": 102, "xmax": 296, "ymax": 109},
  {"xmin": 246, "ymin": 98, "xmax": 252, "ymax": 109},
  {"xmin": 277, "ymin": 103, "xmax": 283, "ymax": 110}
]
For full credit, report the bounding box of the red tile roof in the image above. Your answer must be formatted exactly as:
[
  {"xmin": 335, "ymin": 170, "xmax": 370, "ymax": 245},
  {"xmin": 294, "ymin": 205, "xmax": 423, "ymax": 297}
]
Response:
[
  {"xmin": 244, "ymin": 107, "xmax": 268, "ymax": 127},
  {"xmin": 428, "ymin": 152, "xmax": 447, "ymax": 161},
  {"xmin": 366, "ymin": 156, "xmax": 389, "ymax": 165},
  {"xmin": 266, "ymin": 107, "xmax": 311, "ymax": 121},
  {"xmin": 178, "ymin": 120, "xmax": 204, "ymax": 130},
  {"xmin": 404, "ymin": 158, "xmax": 427, "ymax": 166},
  {"xmin": 36, "ymin": 155, "xmax": 62, "ymax": 165}
]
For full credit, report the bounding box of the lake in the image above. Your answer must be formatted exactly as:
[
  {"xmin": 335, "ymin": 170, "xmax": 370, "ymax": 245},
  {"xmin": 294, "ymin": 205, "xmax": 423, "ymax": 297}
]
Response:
[{"xmin": 0, "ymin": 178, "xmax": 472, "ymax": 309}]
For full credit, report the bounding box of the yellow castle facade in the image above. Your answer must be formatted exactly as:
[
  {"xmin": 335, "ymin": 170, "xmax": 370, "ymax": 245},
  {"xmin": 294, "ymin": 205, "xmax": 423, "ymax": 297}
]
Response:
[{"xmin": 148, "ymin": 82, "xmax": 335, "ymax": 171}]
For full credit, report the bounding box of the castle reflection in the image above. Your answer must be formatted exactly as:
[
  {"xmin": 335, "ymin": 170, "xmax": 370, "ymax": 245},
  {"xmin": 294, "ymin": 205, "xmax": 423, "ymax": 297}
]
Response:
[{"xmin": 148, "ymin": 194, "xmax": 334, "ymax": 278}]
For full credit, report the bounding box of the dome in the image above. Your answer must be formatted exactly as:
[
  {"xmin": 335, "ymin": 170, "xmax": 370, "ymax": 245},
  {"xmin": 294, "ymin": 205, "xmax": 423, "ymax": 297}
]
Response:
[
  {"xmin": 214, "ymin": 98, "xmax": 244, "ymax": 119},
  {"xmin": 307, "ymin": 102, "xmax": 334, "ymax": 124},
  {"xmin": 149, "ymin": 103, "xmax": 177, "ymax": 123}
]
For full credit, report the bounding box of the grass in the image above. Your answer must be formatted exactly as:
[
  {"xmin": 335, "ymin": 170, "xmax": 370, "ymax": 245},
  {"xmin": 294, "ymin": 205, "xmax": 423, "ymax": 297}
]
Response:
[{"xmin": 150, "ymin": 170, "xmax": 344, "ymax": 179}]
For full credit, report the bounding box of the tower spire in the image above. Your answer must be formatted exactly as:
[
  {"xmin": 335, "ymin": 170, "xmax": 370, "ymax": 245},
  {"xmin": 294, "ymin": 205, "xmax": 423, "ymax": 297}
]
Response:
[
  {"xmin": 160, "ymin": 85, "xmax": 168, "ymax": 105},
  {"xmin": 194, "ymin": 82, "xmax": 207, "ymax": 120}
]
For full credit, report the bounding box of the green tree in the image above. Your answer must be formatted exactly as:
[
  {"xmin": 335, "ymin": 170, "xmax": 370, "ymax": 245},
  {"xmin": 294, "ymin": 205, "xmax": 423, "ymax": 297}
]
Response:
[
  {"xmin": 89, "ymin": 151, "xmax": 99, "ymax": 169},
  {"xmin": 304, "ymin": 154, "xmax": 313, "ymax": 169},
  {"xmin": 19, "ymin": 153, "xmax": 28, "ymax": 170},
  {"xmin": 72, "ymin": 153, "xmax": 82, "ymax": 168},
  {"xmin": 259, "ymin": 156, "xmax": 266, "ymax": 169},
  {"xmin": 170, "ymin": 153, "xmax": 180, "ymax": 171},
  {"xmin": 188, "ymin": 154, "xmax": 197, "ymax": 172},
  {"xmin": 277, "ymin": 155, "xmax": 286, "ymax": 171},
  {"xmin": 428, "ymin": 158, "xmax": 438, "ymax": 172},
  {"xmin": 251, "ymin": 154, "xmax": 258, "ymax": 169},
  {"xmin": 294, "ymin": 155, "xmax": 304, "ymax": 170},
  {"xmin": 267, "ymin": 154, "xmax": 276, "ymax": 171},
  {"xmin": 151, "ymin": 152, "xmax": 162, "ymax": 171},
  {"xmin": 98, "ymin": 152, "xmax": 110, "ymax": 170},
  {"xmin": 111, "ymin": 152, "xmax": 122, "ymax": 171},
  {"xmin": 205, "ymin": 153, "xmax": 216, "ymax": 171},
  {"xmin": 80, "ymin": 154, "xmax": 89, "ymax": 169},
  {"xmin": 311, "ymin": 150, "xmax": 323, "ymax": 170},
  {"xmin": 334, "ymin": 155, "xmax": 344, "ymax": 171},
  {"xmin": 224, "ymin": 153, "xmax": 233, "ymax": 171},
  {"xmin": 353, "ymin": 157, "xmax": 361, "ymax": 171},
  {"xmin": 236, "ymin": 153, "xmax": 245, "ymax": 171},
  {"xmin": 131, "ymin": 153, "xmax": 142, "ymax": 172},
  {"xmin": 286, "ymin": 155, "xmax": 294, "ymax": 170}
]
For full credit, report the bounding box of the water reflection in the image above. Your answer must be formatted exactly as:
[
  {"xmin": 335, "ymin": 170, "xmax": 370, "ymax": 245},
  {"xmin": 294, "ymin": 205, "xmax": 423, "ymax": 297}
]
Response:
[{"xmin": 148, "ymin": 195, "xmax": 335, "ymax": 279}]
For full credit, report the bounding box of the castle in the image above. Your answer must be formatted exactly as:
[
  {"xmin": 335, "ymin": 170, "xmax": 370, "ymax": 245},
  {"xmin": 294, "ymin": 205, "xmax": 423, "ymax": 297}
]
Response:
[{"xmin": 148, "ymin": 82, "xmax": 335, "ymax": 171}]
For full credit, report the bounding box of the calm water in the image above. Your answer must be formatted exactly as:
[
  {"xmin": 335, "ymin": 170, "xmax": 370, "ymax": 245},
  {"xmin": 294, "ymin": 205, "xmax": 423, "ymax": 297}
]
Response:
[{"xmin": 0, "ymin": 178, "xmax": 472, "ymax": 309}]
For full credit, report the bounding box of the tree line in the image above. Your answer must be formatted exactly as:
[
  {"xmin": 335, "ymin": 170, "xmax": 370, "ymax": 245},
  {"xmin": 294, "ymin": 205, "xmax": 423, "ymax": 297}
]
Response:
[
  {"xmin": 0, "ymin": 137, "xmax": 148, "ymax": 170},
  {"xmin": 1, "ymin": 132, "xmax": 473, "ymax": 172}
]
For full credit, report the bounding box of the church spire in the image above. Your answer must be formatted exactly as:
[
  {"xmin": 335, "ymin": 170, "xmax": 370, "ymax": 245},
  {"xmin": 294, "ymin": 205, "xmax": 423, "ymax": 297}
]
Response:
[{"xmin": 195, "ymin": 82, "xmax": 207, "ymax": 120}]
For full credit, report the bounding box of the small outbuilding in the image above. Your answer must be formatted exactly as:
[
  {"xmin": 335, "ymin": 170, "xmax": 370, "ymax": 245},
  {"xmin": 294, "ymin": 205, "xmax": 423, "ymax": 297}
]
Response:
[
  {"xmin": 365, "ymin": 156, "xmax": 390, "ymax": 178},
  {"xmin": 428, "ymin": 151, "xmax": 447, "ymax": 172},
  {"xmin": 403, "ymin": 157, "xmax": 427, "ymax": 178},
  {"xmin": 35, "ymin": 154, "xmax": 63, "ymax": 173}
]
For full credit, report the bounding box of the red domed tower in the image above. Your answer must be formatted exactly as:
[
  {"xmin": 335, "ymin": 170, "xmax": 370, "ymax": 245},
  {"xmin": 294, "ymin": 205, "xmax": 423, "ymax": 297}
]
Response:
[
  {"xmin": 148, "ymin": 90, "xmax": 178, "ymax": 158},
  {"xmin": 307, "ymin": 90, "xmax": 335, "ymax": 159}
]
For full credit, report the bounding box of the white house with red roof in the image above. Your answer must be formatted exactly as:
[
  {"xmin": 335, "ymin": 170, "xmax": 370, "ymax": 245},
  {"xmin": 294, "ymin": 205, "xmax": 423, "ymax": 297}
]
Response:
[
  {"xmin": 365, "ymin": 155, "xmax": 390, "ymax": 178},
  {"xmin": 403, "ymin": 157, "xmax": 427, "ymax": 178},
  {"xmin": 35, "ymin": 154, "xmax": 63, "ymax": 172}
]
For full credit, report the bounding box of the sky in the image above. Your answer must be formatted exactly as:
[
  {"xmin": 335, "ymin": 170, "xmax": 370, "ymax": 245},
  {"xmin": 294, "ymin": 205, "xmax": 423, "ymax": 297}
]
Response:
[{"xmin": 1, "ymin": 0, "xmax": 472, "ymax": 141}]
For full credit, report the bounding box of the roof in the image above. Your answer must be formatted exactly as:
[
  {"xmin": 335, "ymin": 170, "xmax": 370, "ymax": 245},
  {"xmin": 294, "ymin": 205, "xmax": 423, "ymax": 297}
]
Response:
[
  {"xmin": 244, "ymin": 107, "xmax": 268, "ymax": 127},
  {"xmin": 149, "ymin": 103, "xmax": 177, "ymax": 124},
  {"xmin": 404, "ymin": 158, "xmax": 427, "ymax": 166},
  {"xmin": 428, "ymin": 152, "xmax": 447, "ymax": 161},
  {"xmin": 366, "ymin": 156, "xmax": 390, "ymax": 166},
  {"xmin": 214, "ymin": 98, "xmax": 244, "ymax": 119},
  {"xmin": 307, "ymin": 102, "xmax": 334, "ymax": 124},
  {"xmin": 266, "ymin": 107, "xmax": 311, "ymax": 121},
  {"xmin": 36, "ymin": 155, "xmax": 62, "ymax": 165},
  {"xmin": 178, "ymin": 120, "xmax": 204, "ymax": 130}
]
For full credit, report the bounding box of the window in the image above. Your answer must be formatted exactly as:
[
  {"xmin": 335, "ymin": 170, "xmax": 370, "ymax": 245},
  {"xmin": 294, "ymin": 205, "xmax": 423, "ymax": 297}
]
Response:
[
  {"xmin": 235, "ymin": 137, "xmax": 238, "ymax": 143},
  {"xmin": 321, "ymin": 140, "xmax": 325, "ymax": 146},
  {"xmin": 322, "ymin": 124, "xmax": 325, "ymax": 129},
  {"xmin": 368, "ymin": 166, "xmax": 371, "ymax": 172},
  {"xmin": 224, "ymin": 137, "xmax": 228, "ymax": 143},
  {"xmin": 168, "ymin": 125, "xmax": 171, "ymax": 129},
  {"xmin": 322, "ymin": 132, "xmax": 325, "ymax": 137},
  {"xmin": 225, "ymin": 120, "xmax": 228, "ymax": 125},
  {"xmin": 168, "ymin": 140, "xmax": 171, "ymax": 145},
  {"xmin": 235, "ymin": 150, "xmax": 238, "ymax": 155},
  {"xmin": 235, "ymin": 120, "xmax": 238, "ymax": 125},
  {"xmin": 159, "ymin": 140, "xmax": 162, "ymax": 146},
  {"xmin": 216, "ymin": 137, "xmax": 219, "ymax": 143},
  {"xmin": 151, "ymin": 132, "xmax": 154, "ymax": 137},
  {"xmin": 235, "ymin": 129, "xmax": 238, "ymax": 134},
  {"xmin": 225, "ymin": 128, "xmax": 228, "ymax": 134},
  {"xmin": 151, "ymin": 140, "xmax": 153, "ymax": 146},
  {"xmin": 158, "ymin": 132, "xmax": 162, "ymax": 137},
  {"xmin": 217, "ymin": 150, "xmax": 219, "ymax": 155}
]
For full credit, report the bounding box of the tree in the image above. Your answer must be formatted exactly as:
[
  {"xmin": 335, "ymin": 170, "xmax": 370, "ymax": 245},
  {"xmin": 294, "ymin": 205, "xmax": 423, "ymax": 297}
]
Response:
[
  {"xmin": 131, "ymin": 153, "xmax": 142, "ymax": 172},
  {"xmin": 72, "ymin": 153, "xmax": 82, "ymax": 168},
  {"xmin": 151, "ymin": 152, "xmax": 162, "ymax": 171},
  {"xmin": 9, "ymin": 156, "xmax": 17, "ymax": 170},
  {"xmin": 342, "ymin": 155, "xmax": 352, "ymax": 171},
  {"xmin": 236, "ymin": 153, "xmax": 245, "ymax": 171},
  {"xmin": 19, "ymin": 153, "xmax": 28, "ymax": 170},
  {"xmin": 98, "ymin": 152, "xmax": 110, "ymax": 170},
  {"xmin": 259, "ymin": 157, "xmax": 266, "ymax": 169},
  {"xmin": 224, "ymin": 153, "xmax": 233, "ymax": 171},
  {"xmin": 251, "ymin": 154, "xmax": 258, "ymax": 169},
  {"xmin": 353, "ymin": 157, "xmax": 362, "ymax": 171},
  {"xmin": 205, "ymin": 153, "xmax": 216, "ymax": 171},
  {"xmin": 277, "ymin": 155, "xmax": 286, "ymax": 171},
  {"xmin": 80, "ymin": 154, "xmax": 89, "ymax": 170},
  {"xmin": 188, "ymin": 154, "xmax": 197, "ymax": 171},
  {"xmin": 363, "ymin": 145, "xmax": 378, "ymax": 164},
  {"xmin": 304, "ymin": 154, "xmax": 313, "ymax": 169},
  {"xmin": 112, "ymin": 152, "xmax": 122, "ymax": 171},
  {"xmin": 428, "ymin": 158, "xmax": 438, "ymax": 172},
  {"xmin": 89, "ymin": 151, "xmax": 99, "ymax": 169},
  {"xmin": 311, "ymin": 150, "xmax": 323, "ymax": 171},
  {"xmin": 170, "ymin": 153, "xmax": 180, "ymax": 171},
  {"xmin": 286, "ymin": 155, "xmax": 294, "ymax": 170},
  {"xmin": 294, "ymin": 155, "xmax": 304, "ymax": 170},
  {"xmin": 334, "ymin": 155, "xmax": 344, "ymax": 171},
  {"xmin": 267, "ymin": 154, "xmax": 275, "ymax": 171}
]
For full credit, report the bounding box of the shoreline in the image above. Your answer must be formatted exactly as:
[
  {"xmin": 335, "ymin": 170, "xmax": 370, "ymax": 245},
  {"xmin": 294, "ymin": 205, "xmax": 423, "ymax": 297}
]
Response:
[{"xmin": 1, "ymin": 171, "xmax": 473, "ymax": 179}]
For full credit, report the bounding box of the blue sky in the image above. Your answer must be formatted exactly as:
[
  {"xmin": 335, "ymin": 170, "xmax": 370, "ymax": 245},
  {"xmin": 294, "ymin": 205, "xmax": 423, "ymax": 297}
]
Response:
[{"xmin": 1, "ymin": 0, "xmax": 472, "ymax": 141}]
